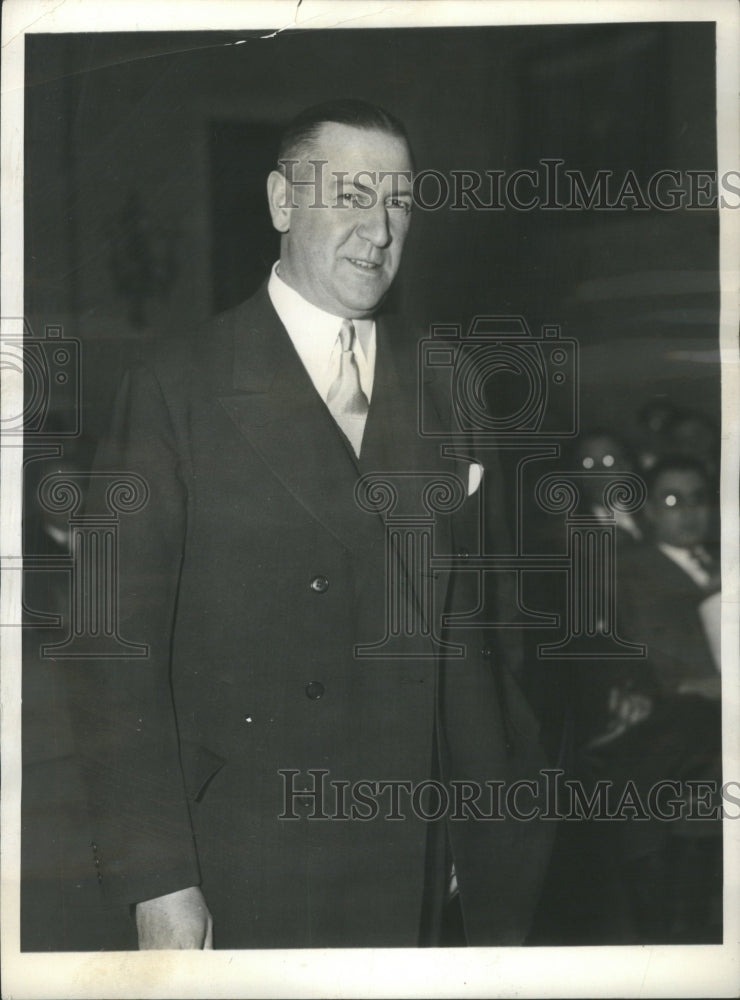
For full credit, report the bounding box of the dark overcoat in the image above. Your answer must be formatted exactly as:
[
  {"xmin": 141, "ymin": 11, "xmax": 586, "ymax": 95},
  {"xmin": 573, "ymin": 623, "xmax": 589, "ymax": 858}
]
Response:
[{"xmin": 68, "ymin": 285, "xmax": 553, "ymax": 948}]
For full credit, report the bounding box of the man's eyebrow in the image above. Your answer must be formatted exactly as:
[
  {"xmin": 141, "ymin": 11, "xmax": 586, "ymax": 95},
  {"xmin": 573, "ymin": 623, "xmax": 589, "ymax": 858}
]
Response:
[
  {"xmin": 383, "ymin": 178, "xmax": 414, "ymax": 195},
  {"xmin": 330, "ymin": 173, "xmax": 359, "ymax": 191},
  {"xmin": 659, "ymin": 487, "xmax": 708, "ymax": 497}
]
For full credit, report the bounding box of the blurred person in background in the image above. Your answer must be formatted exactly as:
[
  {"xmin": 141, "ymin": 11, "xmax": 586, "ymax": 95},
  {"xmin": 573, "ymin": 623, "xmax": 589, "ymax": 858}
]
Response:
[
  {"xmin": 662, "ymin": 408, "xmax": 721, "ymax": 555},
  {"xmin": 577, "ymin": 454, "xmax": 721, "ymax": 943},
  {"xmin": 570, "ymin": 429, "xmax": 644, "ymax": 543},
  {"xmin": 634, "ymin": 396, "xmax": 677, "ymax": 472},
  {"xmin": 664, "ymin": 408, "xmax": 720, "ymax": 481}
]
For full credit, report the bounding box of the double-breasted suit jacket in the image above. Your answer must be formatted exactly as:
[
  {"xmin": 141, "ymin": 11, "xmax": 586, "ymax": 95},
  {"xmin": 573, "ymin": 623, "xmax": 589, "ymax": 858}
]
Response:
[
  {"xmin": 68, "ymin": 284, "xmax": 552, "ymax": 948},
  {"xmin": 615, "ymin": 544, "xmax": 719, "ymax": 697}
]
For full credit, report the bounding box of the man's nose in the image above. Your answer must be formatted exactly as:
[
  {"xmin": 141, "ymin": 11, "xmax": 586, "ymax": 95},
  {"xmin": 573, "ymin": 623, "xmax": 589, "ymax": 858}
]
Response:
[{"xmin": 356, "ymin": 203, "xmax": 391, "ymax": 247}]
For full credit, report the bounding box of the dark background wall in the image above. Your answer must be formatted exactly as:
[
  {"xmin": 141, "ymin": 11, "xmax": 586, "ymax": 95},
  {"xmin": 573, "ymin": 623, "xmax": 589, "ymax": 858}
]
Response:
[
  {"xmin": 20, "ymin": 22, "xmax": 721, "ymax": 953},
  {"xmin": 25, "ymin": 23, "xmax": 719, "ymax": 447}
]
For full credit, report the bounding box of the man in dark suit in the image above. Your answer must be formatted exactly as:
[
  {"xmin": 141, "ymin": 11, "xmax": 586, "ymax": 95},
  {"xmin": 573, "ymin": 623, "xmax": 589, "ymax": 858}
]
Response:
[
  {"xmin": 586, "ymin": 453, "xmax": 720, "ymax": 725},
  {"xmin": 617, "ymin": 455, "xmax": 720, "ymax": 691},
  {"xmin": 69, "ymin": 100, "xmax": 552, "ymax": 950},
  {"xmin": 578, "ymin": 455, "xmax": 721, "ymax": 941}
]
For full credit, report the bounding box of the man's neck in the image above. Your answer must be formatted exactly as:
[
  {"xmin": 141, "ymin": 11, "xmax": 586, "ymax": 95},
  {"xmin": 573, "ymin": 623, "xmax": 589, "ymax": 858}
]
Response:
[{"xmin": 268, "ymin": 262, "xmax": 376, "ymax": 403}]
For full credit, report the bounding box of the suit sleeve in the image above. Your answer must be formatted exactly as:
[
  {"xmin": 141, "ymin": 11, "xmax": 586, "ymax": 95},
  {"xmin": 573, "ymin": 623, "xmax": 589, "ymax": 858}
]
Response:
[{"xmin": 64, "ymin": 363, "xmax": 201, "ymax": 906}]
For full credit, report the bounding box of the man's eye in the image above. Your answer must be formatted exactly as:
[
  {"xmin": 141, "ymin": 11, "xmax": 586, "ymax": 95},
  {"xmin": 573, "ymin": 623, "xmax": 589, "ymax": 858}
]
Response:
[
  {"xmin": 338, "ymin": 192, "xmax": 362, "ymax": 207},
  {"xmin": 386, "ymin": 197, "xmax": 412, "ymax": 214}
]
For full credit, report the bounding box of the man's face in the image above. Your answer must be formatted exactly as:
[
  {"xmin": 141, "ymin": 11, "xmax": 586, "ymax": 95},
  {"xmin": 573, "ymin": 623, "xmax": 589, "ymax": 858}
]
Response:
[
  {"xmin": 576, "ymin": 435, "xmax": 631, "ymax": 473},
  {"xmin": 267, "ymin": 122, "xmax": 413, "ymax": 317},
  {"xmin": 647, "ymin": 468, "xmax": 711, "ymax": 549},
  {"xmin": 575, "ymin": 434, "xmax": 632, "ymax": 503}
]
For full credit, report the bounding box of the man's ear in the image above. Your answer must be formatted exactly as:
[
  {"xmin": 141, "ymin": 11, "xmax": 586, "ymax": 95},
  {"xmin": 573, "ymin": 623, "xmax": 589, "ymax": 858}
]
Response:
[{"xmin": 267, "ymin": 170, "xmax": 293, "ymax": 233}]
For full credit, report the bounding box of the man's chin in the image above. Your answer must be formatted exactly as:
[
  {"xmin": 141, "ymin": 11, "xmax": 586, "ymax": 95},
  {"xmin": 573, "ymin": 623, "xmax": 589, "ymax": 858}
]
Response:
[
  {"xmin": 338, "ymin": 265, "xmax": 395, "ymax": 313},
  {"xmin": 341, "ymin": 283, "xmax": 393, "ymax": 317},
  {"xmin": 342, "ymin": 281, "xmax": 398, "ymax": 315}
]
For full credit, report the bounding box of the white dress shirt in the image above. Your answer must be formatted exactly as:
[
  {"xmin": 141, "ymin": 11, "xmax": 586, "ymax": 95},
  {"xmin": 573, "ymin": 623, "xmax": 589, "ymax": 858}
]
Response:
[
  {"xmin": 267, "ymin": 262, "xmax": 376, "ymax": 403},
  {"xmin": 267, "ymin": 263, "xmax": 482, "ymax": 495},
  {"xmin": 658, "ymin": 542, "xmax": 713, "ymax": 589}
]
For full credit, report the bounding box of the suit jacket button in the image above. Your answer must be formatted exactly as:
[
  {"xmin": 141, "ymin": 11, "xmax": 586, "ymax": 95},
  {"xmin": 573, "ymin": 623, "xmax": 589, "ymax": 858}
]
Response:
[
  {"xmin": 309, "ymin": 575, "xmax": 329, "ymax": 593},
  {"xmin": 305, "ymin": 681, "xmax": 325, "ymax": 700}
]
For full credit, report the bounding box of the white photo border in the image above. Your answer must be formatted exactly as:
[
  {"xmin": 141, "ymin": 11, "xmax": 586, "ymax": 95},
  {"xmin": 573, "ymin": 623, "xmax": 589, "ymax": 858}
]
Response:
[{"xmin": 2, "ymin": 1, "xmax": 739, "ymax": 997}]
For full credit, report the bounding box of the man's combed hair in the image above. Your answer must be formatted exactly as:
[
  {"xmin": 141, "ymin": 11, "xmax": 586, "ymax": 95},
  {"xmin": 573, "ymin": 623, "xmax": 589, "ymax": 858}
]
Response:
[
  {"xmin": 277, "ymin": 98, "xmax": 411, "ymax": 169},
  {"xmin": 644, "ymin": 453, "xmax": 711, "ymax": 494}
]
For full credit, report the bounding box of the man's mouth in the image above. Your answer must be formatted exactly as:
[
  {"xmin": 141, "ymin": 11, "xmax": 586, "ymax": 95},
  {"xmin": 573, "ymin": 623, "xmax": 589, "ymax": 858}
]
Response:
[{"xmin": 347, "ymin": 258, "xmax": 381, "ymax": 271}]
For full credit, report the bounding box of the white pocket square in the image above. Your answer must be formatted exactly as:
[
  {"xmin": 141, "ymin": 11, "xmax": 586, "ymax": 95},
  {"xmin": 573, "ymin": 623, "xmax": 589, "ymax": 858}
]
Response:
[{"xmin": 467, "ymin": 462, "xmax": 484, "ymax": 496}]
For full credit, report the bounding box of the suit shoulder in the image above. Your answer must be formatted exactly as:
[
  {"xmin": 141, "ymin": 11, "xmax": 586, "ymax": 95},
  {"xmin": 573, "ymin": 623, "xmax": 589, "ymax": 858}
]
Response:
[
  {"xmin": 135, "ymin": 288, "xmax": 272, "ymax": 398},
  {"xmin": 617, "ymin": 544, "xmax": 704, "ymax": 608},
  {"xmin": 379, "ymin": 312, "xmax": 427, "ymax": 357}
]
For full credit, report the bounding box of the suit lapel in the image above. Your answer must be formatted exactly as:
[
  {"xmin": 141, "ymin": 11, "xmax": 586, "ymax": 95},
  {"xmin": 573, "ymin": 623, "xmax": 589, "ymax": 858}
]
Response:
[
  {"xmin": 656, "ymin": 546, "xmax": 712, "ymax": 597},
  {"xmin": 361, "ymin": 317, "xmax": 459, "ymax": 635},
  {"xmin": 216, "ymin": 287, "xmax": 382, "ymax": 554},
  {"xmin": 362, "ymin": 315, "xmax": 452, "ymax": 476},
  {"xmin": 216, "ymin": 290, "xmax": 462, "ymax": 627}
]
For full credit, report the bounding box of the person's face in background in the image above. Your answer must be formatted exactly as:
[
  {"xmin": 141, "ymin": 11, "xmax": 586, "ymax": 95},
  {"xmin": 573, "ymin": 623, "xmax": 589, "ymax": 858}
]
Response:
[
  {"xmin": 636, "ymin": 399, "xmax": 675, "ymax": 471},
  {"xmin": 640, "ymin": 400, "xmax": 674, "ymax": 435},
  {"xmin": 574, "ymin": 434, "xmax": 633, "ymax": 505},
  {"xmin": 267, "ymin": 122, "xmax": 413, "ymax": 318},
  {"xmin": 645, "ymin": 468, "xmax": 711, "ymax": 549}
]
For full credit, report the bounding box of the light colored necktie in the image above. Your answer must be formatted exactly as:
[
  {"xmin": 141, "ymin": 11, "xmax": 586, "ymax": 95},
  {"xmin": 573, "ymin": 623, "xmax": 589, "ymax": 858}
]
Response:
[{"xmin": 326, "ymin": 319, "xmax": 369, "ymax": 457}]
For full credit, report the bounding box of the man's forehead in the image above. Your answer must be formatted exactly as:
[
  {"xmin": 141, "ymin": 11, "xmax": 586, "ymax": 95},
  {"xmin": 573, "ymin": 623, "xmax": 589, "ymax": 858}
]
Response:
[
  {"xmin": 580, "ymin": 436, "xmax": 623, "ymax": 455},
  {"xmin": 653, "ymin": 470, "xmax": 707, "ymax": 496},
  {"xmin": 308, "ymin": 122, "xmax": 413, "ymax": 173}
]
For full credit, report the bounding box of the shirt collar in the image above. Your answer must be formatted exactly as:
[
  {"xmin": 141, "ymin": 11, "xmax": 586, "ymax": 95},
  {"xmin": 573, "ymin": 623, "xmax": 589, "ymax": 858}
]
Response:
[
  {"xmin": 267, "ymin": 262, "xmax": 375, "ymax": 402},
  {"xmin": 658, "ymin": 542, "xmax": 712, "ymax": 587},
  {"xmin": 268, "ymin": 262, "xmax": 374, "ymax": 357}
]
